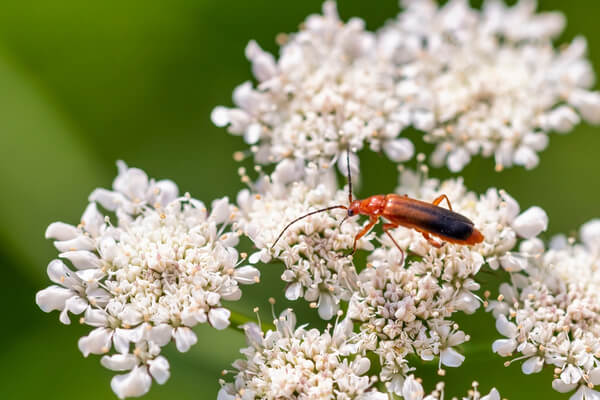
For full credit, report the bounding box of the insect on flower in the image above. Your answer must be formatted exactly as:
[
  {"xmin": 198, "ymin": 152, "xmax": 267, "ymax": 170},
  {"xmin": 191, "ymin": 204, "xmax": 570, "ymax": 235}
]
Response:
[{"xmin": 272, "ymin": 150, "xmax": 484, "ymax": 264}]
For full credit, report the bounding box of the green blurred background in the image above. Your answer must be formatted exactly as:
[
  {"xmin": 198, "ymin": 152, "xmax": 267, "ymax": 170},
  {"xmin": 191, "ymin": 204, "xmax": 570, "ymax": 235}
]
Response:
[{"xmin": 0, "ymin": 0, "xmax": 598, "ymax": 398}]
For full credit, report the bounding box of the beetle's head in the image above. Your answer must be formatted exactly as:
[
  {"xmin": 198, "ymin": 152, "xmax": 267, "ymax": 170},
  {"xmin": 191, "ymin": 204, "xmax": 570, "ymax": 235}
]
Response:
[{"xmin": 347, "ymin": 200, "xmax": 361, "ymax": 217}]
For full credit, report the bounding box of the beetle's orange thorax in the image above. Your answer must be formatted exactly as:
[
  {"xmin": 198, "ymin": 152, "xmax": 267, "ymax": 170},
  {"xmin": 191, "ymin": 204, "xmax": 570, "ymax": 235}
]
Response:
[{"xmin": 358, "ymin": 195, "xmax": 386, "ymax": 216}]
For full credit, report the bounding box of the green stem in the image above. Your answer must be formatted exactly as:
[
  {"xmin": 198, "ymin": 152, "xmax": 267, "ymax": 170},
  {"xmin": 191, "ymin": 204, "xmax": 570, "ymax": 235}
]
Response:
[{"xmin": 228, "ymin": 309, "xmax": 276, "ymax": 334}]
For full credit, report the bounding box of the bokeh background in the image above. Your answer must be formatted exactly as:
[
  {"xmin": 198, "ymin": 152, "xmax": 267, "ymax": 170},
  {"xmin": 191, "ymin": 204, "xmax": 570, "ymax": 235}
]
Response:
[{"xmin": 1, "ymin": 0, "xmax": 598, "ymax": 398}]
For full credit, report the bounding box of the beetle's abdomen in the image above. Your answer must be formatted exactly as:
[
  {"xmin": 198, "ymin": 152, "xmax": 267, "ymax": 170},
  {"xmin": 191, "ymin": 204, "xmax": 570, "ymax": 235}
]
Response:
[
  {"xmin": 383, "ymin": 195, "xmax": 483, "ymax": 244},
  {"xmin": 419, "ymin": 210, "xmax": 474, "ymax": 241}
]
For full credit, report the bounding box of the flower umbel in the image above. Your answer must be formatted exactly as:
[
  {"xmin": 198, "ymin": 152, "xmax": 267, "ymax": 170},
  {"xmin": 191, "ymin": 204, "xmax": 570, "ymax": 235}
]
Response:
[
  {"xmin": 218, "ymin": 310, "xmax": 385, "ymax": 400},
  {"xmin": 36, "ymin": 162, "xmax": 259, "ymax": 398},
  {"xmin": 488, "ymin": 220, "xmax": 600, "ymax": 398},
  {"xmin": 235, "ymin": 159, "xmax": 374, "ymax": 320},
  {"xmin": 380, "ymin": 0, "xmax": 600, "ymax": 171},
  {"xmin": 212, "ymin": 1, "xmax": 414, "ymax": 173},
  {"xmin": 346, "ymin": 170, "xmax": 548, "ymax": 392}
]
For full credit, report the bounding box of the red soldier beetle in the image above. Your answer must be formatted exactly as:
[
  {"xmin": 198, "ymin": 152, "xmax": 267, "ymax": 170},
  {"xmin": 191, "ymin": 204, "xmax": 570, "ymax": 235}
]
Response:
[{"xmin": 272, "ymin": 150, "xmax": 484, "ymax": 265}]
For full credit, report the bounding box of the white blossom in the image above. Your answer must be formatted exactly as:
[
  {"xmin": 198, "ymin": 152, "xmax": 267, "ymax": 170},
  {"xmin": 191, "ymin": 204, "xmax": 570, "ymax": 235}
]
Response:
[
  {"xmin": 380, "ymin": 0, "xmax": 599, "ymax": 171},
  {"xmin": 218, "ymin": 310, "xmax": 385, "ymax": 400},
  {"xmin": 235, "ymin": 159, "xmax": 374, "ymax": 320},
  {"xmin": 488, "ymin": 221, "xmax": 600, "ymax": 397},
  {"xmin": 212, "ymin": 1, "xmax": 414, "ymax": 173},
  {"xmin": 36, "ymin": 162, "xmax": 258, "ymax": 398},
  {"xmin": 346, "ymin": 170, "xmax": 547, "ymax": 391}
]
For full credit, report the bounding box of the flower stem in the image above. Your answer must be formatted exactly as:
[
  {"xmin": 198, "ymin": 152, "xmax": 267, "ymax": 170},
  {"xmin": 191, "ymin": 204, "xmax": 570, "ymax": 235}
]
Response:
[{"xmin": 228, "ymin": 309, "xmax": 276, "ymax": 334}]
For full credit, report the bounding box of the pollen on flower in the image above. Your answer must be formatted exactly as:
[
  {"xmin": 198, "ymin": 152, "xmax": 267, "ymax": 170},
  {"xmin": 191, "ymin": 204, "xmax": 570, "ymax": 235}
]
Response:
[{"xmin": 35, "ymin": 162, "xmax": 259, "ymax": 399}]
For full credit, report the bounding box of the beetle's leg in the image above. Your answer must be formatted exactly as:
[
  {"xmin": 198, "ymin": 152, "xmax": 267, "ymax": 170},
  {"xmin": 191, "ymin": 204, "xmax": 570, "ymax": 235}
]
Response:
[
  {"xmin": 432, "ymin": 194, "xmax": 452, "ymax": 211},
  {"xmin": 348, "ymin": 216, "xmax": 379, "ymax": 256},
  {"xmin": 382, "ymin": 223, "xmax": 405, "ymax": 267},
  {"xmin": 420, "ymin": 231, "xmax": 443, "ymax": 248}
]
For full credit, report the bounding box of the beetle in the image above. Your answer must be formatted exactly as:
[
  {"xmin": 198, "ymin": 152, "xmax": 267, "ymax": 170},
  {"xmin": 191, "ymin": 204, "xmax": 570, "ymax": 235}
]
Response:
[{"xmin": 271, "ymin": 150, "xmax": 484, "ymax": 264}]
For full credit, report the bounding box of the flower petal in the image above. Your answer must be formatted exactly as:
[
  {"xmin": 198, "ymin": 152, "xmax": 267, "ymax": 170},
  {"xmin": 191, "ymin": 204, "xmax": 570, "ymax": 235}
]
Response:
[
  {"xmin": 552, "ymin": 379, "xmax": 577, "ymax": 393},
  {"xmin": 45, "ymin": 222, "xmax": 79, "ymax": 241},
  {"xmin": 110, "ymin": 366, "xmax": 152, "ymax": 399},
  {"xmin": 53, "ymin": 235, "xmax": 96, "ymax": 252},
  {"xmin": 36, "ymin": 286, "xmax": 74, "ymax": 314},
  {"xmin": 481, "ymin": 388, "xmax": 500, "ymax": 400},
  {"xmin": 78, "ymin": 327, "xmax": 112, "ymax": 357},
  {"xmin": 172, "ymin": 327, "xmax": 197, "ymax": 353},
  {"xmin": 590, "ymin": 367, "xmax": 600, "ymax": 385},
  {"xmin": 148, "ymin": 356, "xmax": 170, "ymax": 385},
  {"xmin": 233, "ymin": 266, "xmax": 260, "ymax": 285},
  {"xmin": 496, "ymin": 314, "xmax": 518, "ymax": 338},
  {"xmin": 113, "ymin": 162, "xmax": 149, "ymax": 202},
  {"xmin": 149, "ymin": 324, "xmax": 173, "ymax": 347},
  {"xmin": 208, "ymin": 308, "xmax": 231, "ymax": 330},
  {"xmin": 150, "ymin": 180, "xmax": 179, "ymax": 207},
  {"xmin": 513, "ymin": 206, "xmax": 548, "ymax": 238},
  {"xmin": 402, "ymin": 375, "xmax": 424, "ymax": 400},
  {"xmin": 318, "ymin": 292, "xmax": 337, "ymax": 320},
  {"xmin": 59, "ymin": 250, "xmax": 101, "ymax": 270},
  {"xmin": 84, "ymin": 307, "xmax": 109, "ymax": 327},
  {"xmin": 81, "ymin": 203, "xmax": 105, "ymax": 237},
  {"xmin": 285, "ymin": 282, "xmax": 303, "ymax": 301},
  {"xmin": 440, "ymin": 347, "xmax": 465, "ymax": 367},
  {"xmin": 60, "ymin": 296, "xmax": 88, "ymax": 324},
  {"xmin": 210, "ymin": 197, "xmax": 231, "ymax": 224},
  {"xmin": 383, "ymin": 138, "xmax": 414, "ymax": 162},
  {"xmin": 522, "ymin": 356, "xmax": 543, "ymax": 374},
  {"xmin": 492, "ymin": 339, "xmax": 517, "ymax": 357},
  {"xmin": 89, "ymin": 188, "xmax": 127, "ymax": 212},
  {"xmin": 101, "ymin": 354, "xmax": 139, "ymax": 371}
]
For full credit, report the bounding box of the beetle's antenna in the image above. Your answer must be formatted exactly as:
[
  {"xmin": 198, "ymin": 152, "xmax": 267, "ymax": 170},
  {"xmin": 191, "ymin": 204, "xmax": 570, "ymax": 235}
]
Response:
[
  {"xmin": 271, "ymin": 205, "xmax": 348, "ymax": 249},
  {"xmin": 346, "ymin": 146, "xmax": 353, "ymax": 203},
  {"xmin": 338, "ymin": 215, "xmax": 350, "ymax": 229}
]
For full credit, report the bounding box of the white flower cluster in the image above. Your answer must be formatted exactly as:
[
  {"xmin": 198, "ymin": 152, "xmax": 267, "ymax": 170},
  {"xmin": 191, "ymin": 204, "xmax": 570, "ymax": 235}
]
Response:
[
  {"xmin": 380, "ymin": 0, "xmax": 600, "ymax": 171},
  {"xmin": 235, "ymin": 159, "xmax": 374, "ymax": 320},
  {"xmin": 214, "ymin": 0, "xmax": 599, "ymax": 173},
  {"xmin": 346, "ymin": 171, "xmax": 548, "ymax": 393},
  {"xmin": 218, "ymin": 309, "xmax": 386, "ymax": 400},
  {"xmin": 36, "ymin": 162, "xmax": 259, "ymax": 398},
  {"xmin": 212, "ymin": 1, "xmax": 414, "ymax": 173},
  {"xmin": 488, "ymin": 219, "xmax": 600, "ymax": 399},
  {"xmin": 219, "ymin": 309, "xmax": 503, "ymax": 400}
]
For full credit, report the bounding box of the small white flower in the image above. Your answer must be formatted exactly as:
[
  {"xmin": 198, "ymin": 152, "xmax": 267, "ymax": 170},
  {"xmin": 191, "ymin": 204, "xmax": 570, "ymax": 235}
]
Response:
[
  {"xmin": 36, "ymin": 162, "xmax": 258, "ymax": 398},
  {"xmin": 219, "ymin": 310, "xmax": 384, "ymax": 399}
]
